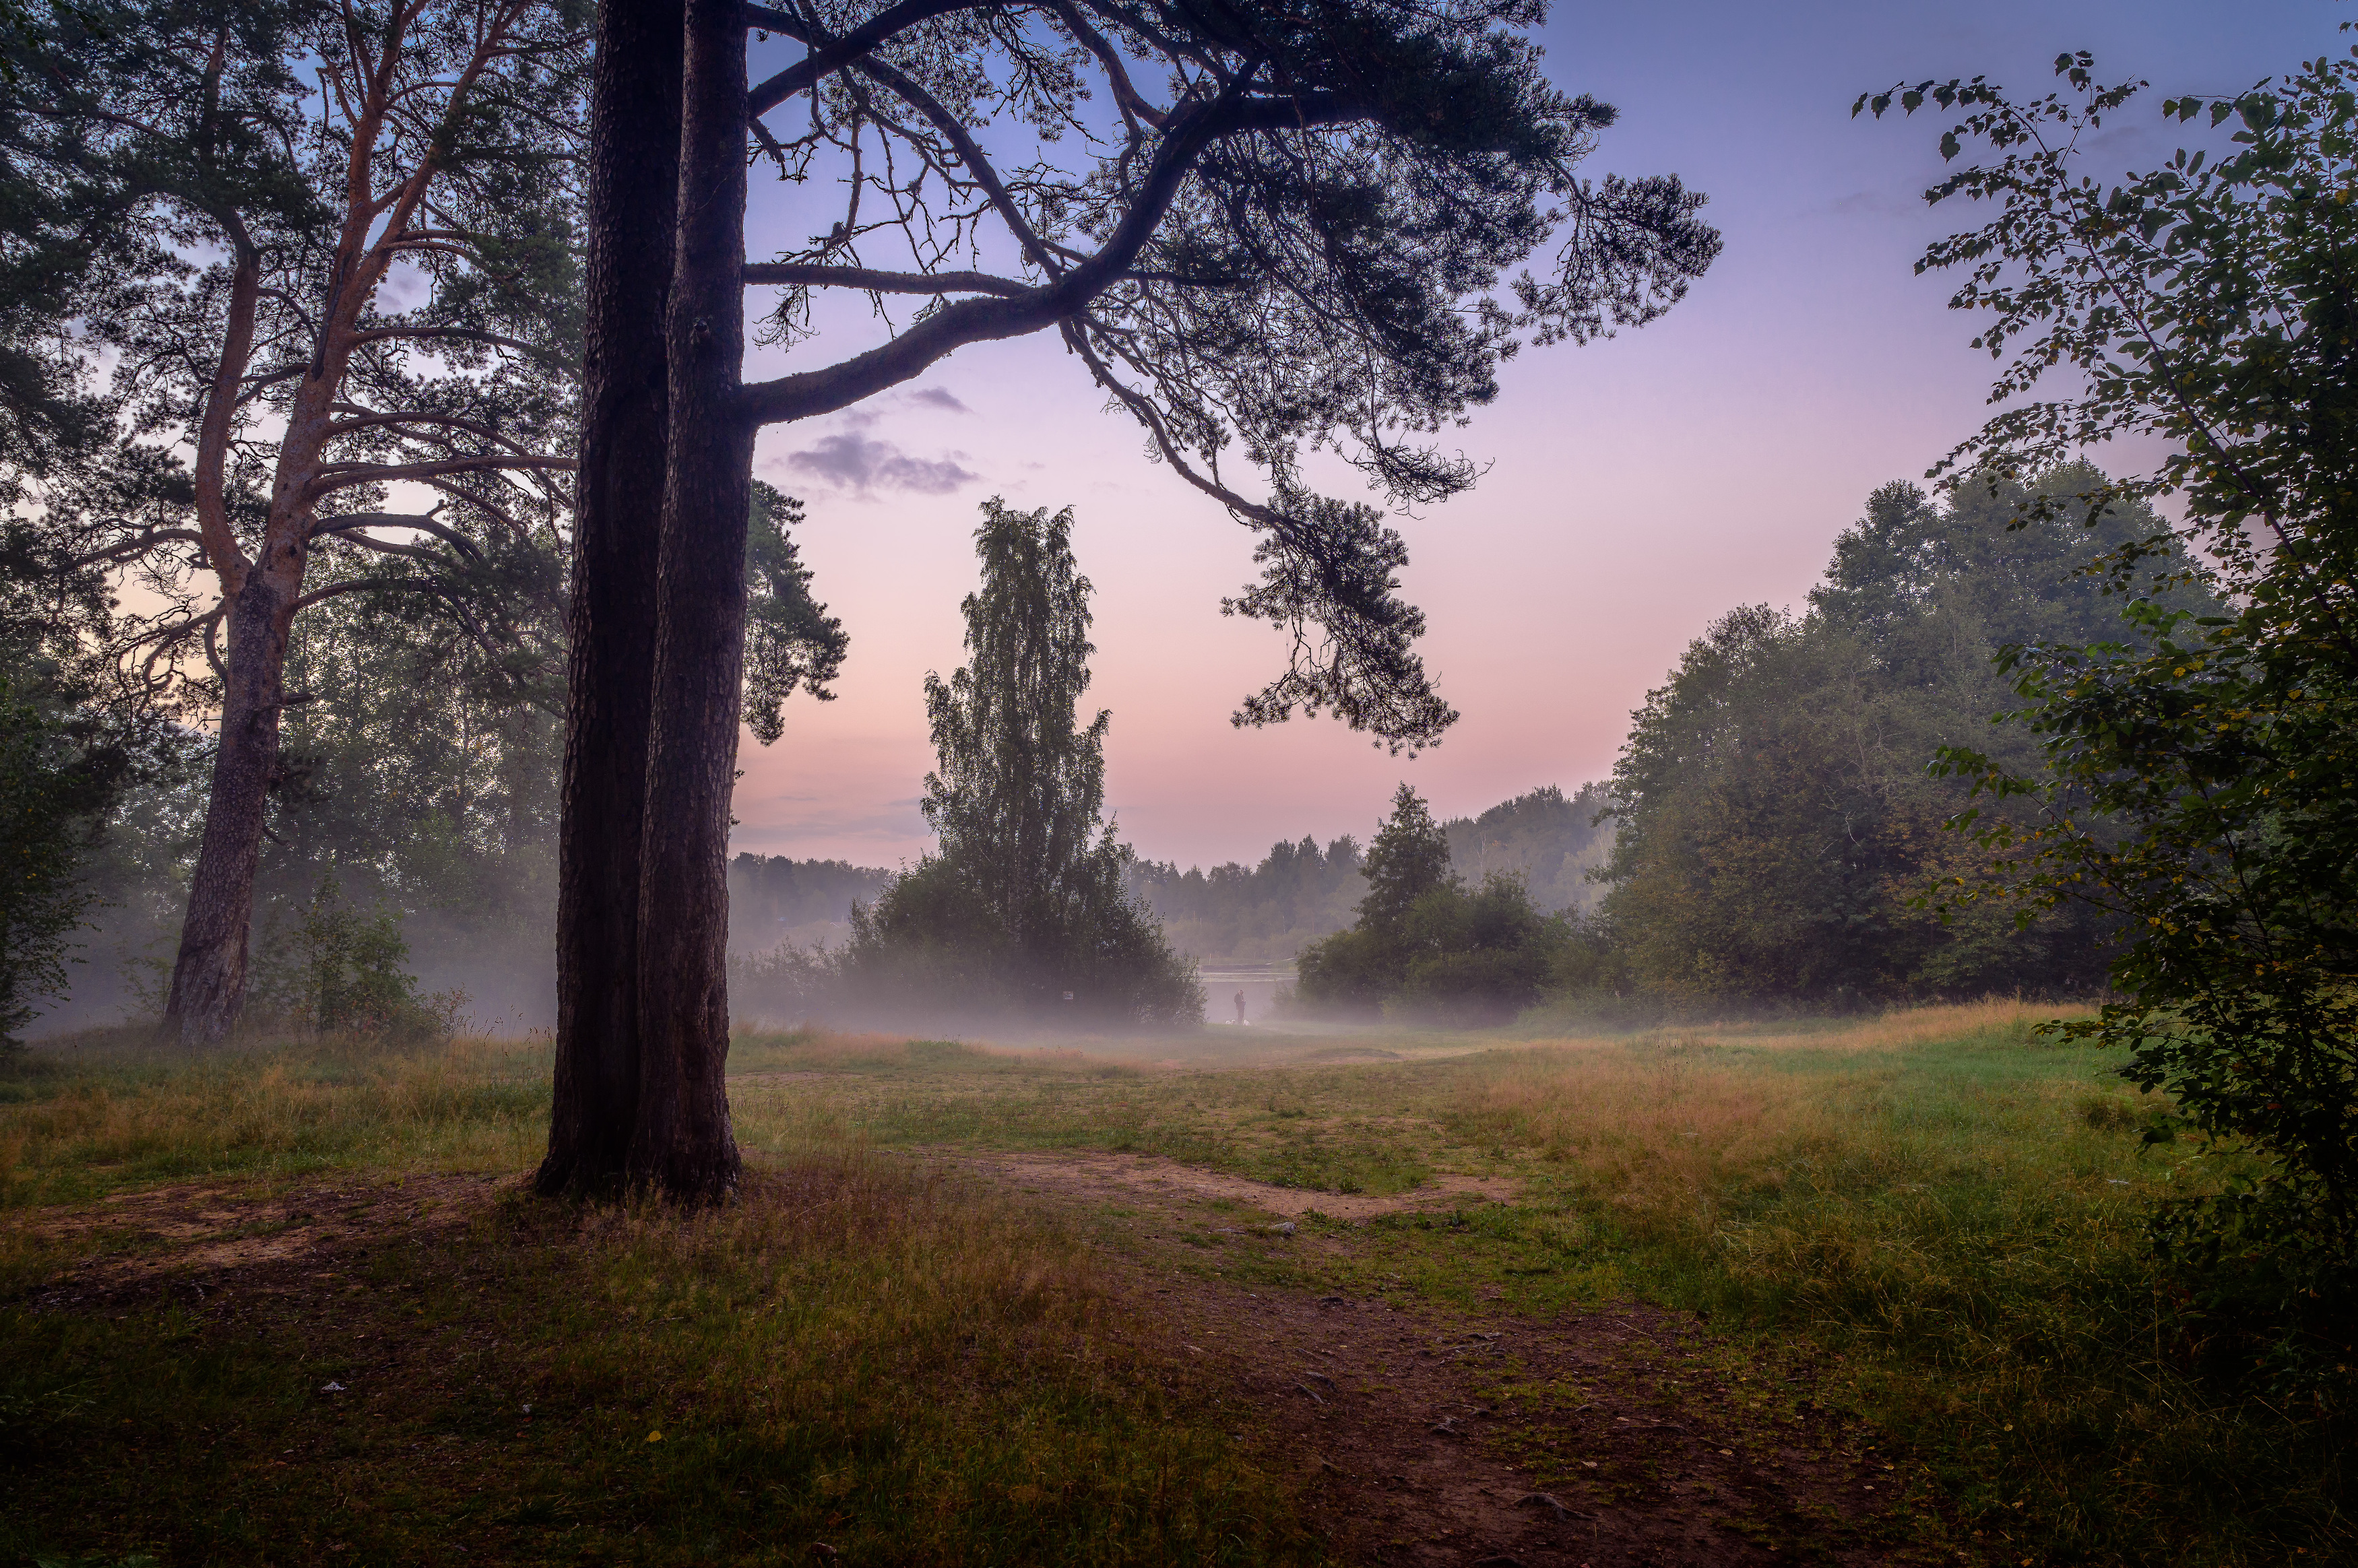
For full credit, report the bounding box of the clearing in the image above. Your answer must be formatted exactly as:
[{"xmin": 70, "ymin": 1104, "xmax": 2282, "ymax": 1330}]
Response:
[{"xmin": 3, "ymin": 1002, "xmax": 2345, "ymax": 1566}]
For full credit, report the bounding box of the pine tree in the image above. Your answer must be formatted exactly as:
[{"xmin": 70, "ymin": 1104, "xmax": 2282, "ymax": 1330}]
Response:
[
  {"xmin": 1357, "ymin": 784, "xmax": 1457, "ymax": 935},
  {"xmin": 548, "ymin": 0, "xmax": 1719, "ymax": 1192}
]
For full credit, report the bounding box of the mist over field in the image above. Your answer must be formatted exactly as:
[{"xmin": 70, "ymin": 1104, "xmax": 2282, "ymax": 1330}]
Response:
[{"xmin": 6, "ymin": 2, "xmax": 2355, "ymax": 1566}]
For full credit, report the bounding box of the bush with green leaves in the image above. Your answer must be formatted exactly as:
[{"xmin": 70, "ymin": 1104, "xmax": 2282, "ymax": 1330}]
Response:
[
  {"xmin": 1870, "ymin": 43, "xmax": 2358, "ymax": 1329},
  {"xmin": 248, "ymin": 878, "xmax": 456, "ymax": 1041}
]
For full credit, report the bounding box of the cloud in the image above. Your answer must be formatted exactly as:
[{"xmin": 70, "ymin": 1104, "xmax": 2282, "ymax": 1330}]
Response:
[
  {"xmin": 1824, "ymin": 189, "xmax": 1911, "ymax": 219},
  {"xmin": 782, "ymin": 430, "xmax": 978, "ymax": 494},
  {"xmin": 908, "ymin": 385, "xmax": 969, "ymax": 413}
]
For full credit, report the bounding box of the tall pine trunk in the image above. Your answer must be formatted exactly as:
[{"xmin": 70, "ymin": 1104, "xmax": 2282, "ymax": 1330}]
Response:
[
  {"xmin": 538, "ymin": 0, "xmax": 684, "ymax": 1194},
  {"xmin": 162, "ymin": 362, "xmax": 337, "ymax": 1045},
  {"xmin": 160, "ymin": 566, "xmax": 298, "ymax": 1044},
  {"xmin": 626, "ymin": 0, "xmax": 751, "ymax": 1198}
]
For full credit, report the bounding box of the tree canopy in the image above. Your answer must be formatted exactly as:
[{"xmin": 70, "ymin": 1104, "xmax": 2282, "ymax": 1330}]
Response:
[
  {"xmin": 1870, "ymin": 42, "xmax": 2358, "ymax": 1290},
  {"xmin": 731, "ymin": 0, "xmax": 1720, "ymax": 749},
  {"xmin": 1583, "ymin": 467, "xmax": 2206, "ymax": 1010},
  {"xmin": 839, "ymin": 499, "xmax": 1197, "ymax": 1024}
]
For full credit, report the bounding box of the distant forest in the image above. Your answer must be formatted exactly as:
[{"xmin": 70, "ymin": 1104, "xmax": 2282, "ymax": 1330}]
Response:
[
  {"xmin": 727, "ymin": 783, "xmax": 1612, "ymax": 969},
  {"xmin": 1129, "ymin": 784, "xmax": 1610, "ymax": 965},
  {"xmin": 726, "ymin": 857, "xmax": 893, "ymax": 952}
]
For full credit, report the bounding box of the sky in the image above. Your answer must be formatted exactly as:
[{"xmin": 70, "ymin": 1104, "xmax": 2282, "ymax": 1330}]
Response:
[{"xmin": 726, "ymin": 0, "xmax": 2341, "ymax": 874}]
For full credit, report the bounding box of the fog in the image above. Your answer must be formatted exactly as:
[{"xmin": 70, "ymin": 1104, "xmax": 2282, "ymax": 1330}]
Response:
[{"xmin": 28, "ymin": 779, "xmax": 1605, "ymax": 1044}]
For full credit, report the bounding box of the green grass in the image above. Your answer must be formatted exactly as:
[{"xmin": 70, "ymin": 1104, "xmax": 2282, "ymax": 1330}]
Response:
[
  {"xmin": 3, "ymin": 1146, "xmax": 1309, "ymax": 1566},
  {"xmin": 713, "ymin": 1008, "xmax": 2349, "ymax": 1564},
  {"xmin": 4, "ymin": 1004, "xmax": 2350, "ymax": 1566}
]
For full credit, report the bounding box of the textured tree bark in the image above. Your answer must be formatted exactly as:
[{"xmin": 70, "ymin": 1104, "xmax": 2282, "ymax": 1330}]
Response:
[
  {"xmin": 538, "ymin": 0, "xmax": 684, "ymax": 1195},
  {"xmin": 162, "ymin": 273, "xmax": 344, "ymax": 1047},
  {"xmin": 626, "ymin": 0, "xmax": 751, "ymax": 1199},
  {"xmin": 154, "ymin": 4, "xmax": 565, "ymax": 1048},
  {"xmin": 160, "ymin": 568, "xmax": 296, "ymax": 1045}
]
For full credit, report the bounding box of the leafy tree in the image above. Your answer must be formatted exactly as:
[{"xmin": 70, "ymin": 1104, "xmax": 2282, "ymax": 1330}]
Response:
[
  {"xmin": 3, "ymin": 0, "xmax": 592, "ymax": 1045},
  {"xmin": 1357, "ymin": 783, "xmax": 1456, "ymax": 936},
  {"xmin": 0, "ymin": 486, "xmax": 173, "ymax": 1047},
  {"xmin": 837, "ymin": 498, "xmax": 1198, "ymax": 1026},
  {"xmin": 1297, "ymin": 783, "xmax": 1562, "ymax": 1020},
  {"xmin": 1870, "ymin": 44, "xmax": 2358, "ymax": 1283},
  {"xmin": 546, "ymin": 0, "xmax": 1720, "ymax": 1196},
  {"xmin": 1393, "ymin": 871, "xmax": 1562, "ymax": 1022},
  {"xmin": 67, "ymin": 477, "xmax": 842, "ymax": 1033},
  {"xmin": 920, "ymin": 500, "xmax": 1114, "ymax": 957},
  {"xmin": 1441, "ymin": 783, "xmax": 1612, "ymax": 915},
  {"xmin": 1587, "ymin": 470, "xmax": 2196, "ymax": 1009},
  {"xmin": 0, "ymin": 671, "xmax": 100, "ymax": 1050}
]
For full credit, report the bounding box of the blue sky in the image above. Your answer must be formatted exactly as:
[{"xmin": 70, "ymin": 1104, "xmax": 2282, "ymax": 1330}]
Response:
[{"xmin": 728, "ymin": 0, "xmax": 2341, "ymax": 871}]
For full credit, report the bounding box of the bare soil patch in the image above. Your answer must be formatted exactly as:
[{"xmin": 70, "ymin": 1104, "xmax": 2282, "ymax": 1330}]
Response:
[
  {"xmin": 954, "ymin": 1147, "xmax": 1516, "ymax": 1220},
  {"xmin": 945, "ymin": 1149, "xmax": 1958, "ymax": 1567},
  {"xmin": 1164, "ymin": 1284, "xmax": 1929, "ymax": 1567},
  {"xmin": 18, "ymin": 1173, "xmax": 505, "ymax": 1296}
]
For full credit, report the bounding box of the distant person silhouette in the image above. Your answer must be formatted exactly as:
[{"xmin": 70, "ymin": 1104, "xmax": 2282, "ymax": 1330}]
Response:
[{"xmin": 1234, "ymin": 989, "xmax": 1247, "ymax": 1026}]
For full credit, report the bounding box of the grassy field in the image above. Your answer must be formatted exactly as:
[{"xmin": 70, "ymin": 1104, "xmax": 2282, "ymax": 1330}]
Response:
[{"xmin": 2, "ymin": 1002, "xmax": 2348, "ymax": 1567}]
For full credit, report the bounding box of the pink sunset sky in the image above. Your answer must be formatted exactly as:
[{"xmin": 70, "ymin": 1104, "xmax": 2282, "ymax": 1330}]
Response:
[{"xmin": 728, "ymin": 0, "xmax": 2335, "ymax": 874}]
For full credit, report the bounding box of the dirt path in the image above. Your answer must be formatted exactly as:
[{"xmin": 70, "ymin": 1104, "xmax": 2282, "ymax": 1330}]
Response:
[
  {"xmin": 938, "ymin": 1149, "xmax": 1950, "ymax": 1567},
  {"xmin": 10, "ymin": 1161, "xmax": 1952, "ymax": 1567},
  {"xmin": 953, "ymin": 1146, "xmax": 1516, "ymax": 1220},
  {"xmin": 1155, "ymin": 1280, "xmax": 1918, "ymax": 1567}
]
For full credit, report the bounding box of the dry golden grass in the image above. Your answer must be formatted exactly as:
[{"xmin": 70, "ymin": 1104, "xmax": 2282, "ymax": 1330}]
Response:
[
  {"xmin": 1468, "ymin": 1049, "xmax": 1840, "ymax": 1232},
  {"xmin": 1, "ymin": 1030, "xmax": 552, "ymax": 1209},
  {"xmin": 1704, "ymin": 995, "xmax": 2091, "ymax": 1052},
  {"xmin": 1452, "ymin": 1002, "xmax": 2094, "ymax": 1239}
]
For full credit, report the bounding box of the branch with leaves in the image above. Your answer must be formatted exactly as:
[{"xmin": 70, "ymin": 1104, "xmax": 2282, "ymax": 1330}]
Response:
[
  {"xmin": 1871, "ymin": 44, "xmax": 2358, "ymax": 1295},
  {"xmin": 728, "ymin": 0, "xmax": 1719, "ymax": 752}
]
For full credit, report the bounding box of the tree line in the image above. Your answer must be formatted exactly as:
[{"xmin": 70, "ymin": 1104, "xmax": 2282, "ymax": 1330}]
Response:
[
  {"xmin": 1275, "ymin": 467, "xmax": 2205, "ymax": 1024},
  {"xmin": 719, "ymin": 781, "xmax": 1603, "ymax": 993},
  {"xmin": 5, "ymin": 1, "xmax": 2349, "ymax": 1339},
  {"xmin": 1124, "ymin": 783, "xmax": 1607, "ymax": 967}
]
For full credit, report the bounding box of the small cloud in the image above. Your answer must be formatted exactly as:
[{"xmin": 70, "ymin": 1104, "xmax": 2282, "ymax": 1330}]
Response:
[
  {"xmin": 909, "ymin": 385, "xmax": 969, "ymax": 413},
  {"xmin": 782, "ymin": 430, "xmax": 977, "ymax": 495},
  {"xmin": 1826, "ymin": 189, "xmax": 1910, "ymax": 218}
]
